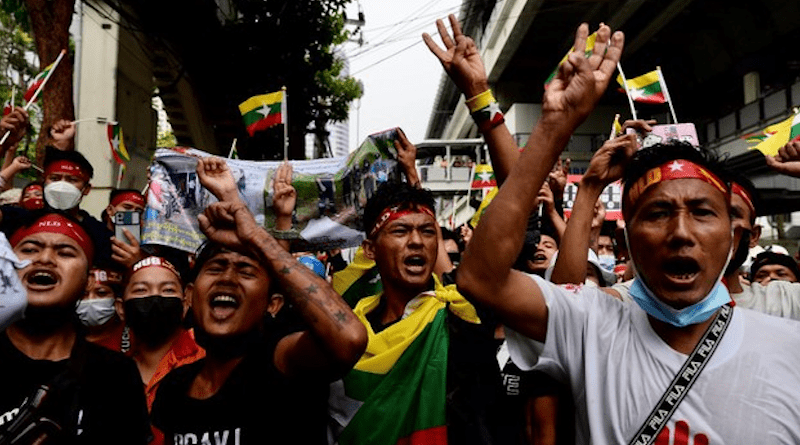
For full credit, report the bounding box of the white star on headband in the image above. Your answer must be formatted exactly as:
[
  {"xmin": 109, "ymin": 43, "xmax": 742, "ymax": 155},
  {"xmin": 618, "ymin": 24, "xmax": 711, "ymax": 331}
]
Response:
[{"xmin": 668, "ymin": 160, "xmax": 684, "ymax": 172}]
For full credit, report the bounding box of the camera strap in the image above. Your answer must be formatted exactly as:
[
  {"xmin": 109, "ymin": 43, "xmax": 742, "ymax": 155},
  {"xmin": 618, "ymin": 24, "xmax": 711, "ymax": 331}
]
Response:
[{"xmin": 627, "ymin": 303, "xmax": 733, "ymax": 445}]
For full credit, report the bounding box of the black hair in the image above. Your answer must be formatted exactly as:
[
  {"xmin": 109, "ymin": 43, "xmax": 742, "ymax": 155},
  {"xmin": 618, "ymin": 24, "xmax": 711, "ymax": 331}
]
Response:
[
  {"xmin": 622, "ymin": 141, "xmax": 727, "ymax": 217},
  {"xmin": 719, "ymin": 167, "xmax": 759, "ymax": 223},
  {"xmin": 749, "ymin": 251, "xmax": 800, "ymax": 282},
  {"xmin": 43, "ymin": 146, "xmax": 94, "ymax": 179},
  {"xmin": 362, "ymin": 182, "xmax": 435, "ymax": 235}
]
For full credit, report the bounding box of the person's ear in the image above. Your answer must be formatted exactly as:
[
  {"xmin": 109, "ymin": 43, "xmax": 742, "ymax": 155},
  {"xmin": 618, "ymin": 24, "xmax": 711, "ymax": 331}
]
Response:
[
  {"xmin": 267, "ymin": 293, "xmax": 284, "ymax": 317},
  {"xmin": 362, "ymin": 239, "xmax": 376, "ymax": 261},
  {"xmin": 749, "ymin": 224, "xmax": 762, "ymax": 248},
  {"xmin": 114, "ymin": 297, "xmax": 125, "ymax": 322},
  {"xmin": 180, "ymin": 290, "xmax": 191, "ymax": 318},
  {"xmin": 82, "ymin": 183, "xmax": 92, "ymax": 196},
  {"xmin": 184, "ymin": 283, "xmax": 195, "ymax": 308},
  {"xmin": 105, "ymin": 204, "xmax": 115, "ymax": 220}
]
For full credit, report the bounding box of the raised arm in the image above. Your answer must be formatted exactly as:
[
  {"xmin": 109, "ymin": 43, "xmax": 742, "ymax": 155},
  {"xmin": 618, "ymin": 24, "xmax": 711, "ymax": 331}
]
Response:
[
  {"xmin": 551, "ymin": 134, "xmax": 636, "ymax": 285},
  {"xmin": 0, "ymin": 156, "xmax": 31, "ymax": 191},
  {"xmin": 456, "ymin": 23, "xmax": 624, "ymax": 341},
  {"xmin": 0, "ymin": 107, "xmax": 29, "ymax": 156},
  {"xmin": 766, "ymin": 140, "xmax": 800, "ymax": 177},
  {"xmin": 198, "ymin": 201, "xmax": 367, "ymax": 379},
  {"xmin": 394, "ymin": 129, "xmax": 421, "ymax": 188},
  {"xmin": 196, "ymin": 157, "xmax": 241, "ymax": 203},
  {"xmin": 271, "ymin": 161, "xmax": 296, "ymax": 251},
  {"xmin": 423, "ymin": 15, "xmax": 519, "ymax": 185}
]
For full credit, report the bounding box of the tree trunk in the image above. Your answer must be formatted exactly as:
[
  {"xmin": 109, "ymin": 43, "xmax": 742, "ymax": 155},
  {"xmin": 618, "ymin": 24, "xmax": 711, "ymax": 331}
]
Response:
[{"xmin": 24, "ymin": 0, "xmax": 75, "ymax": 166}]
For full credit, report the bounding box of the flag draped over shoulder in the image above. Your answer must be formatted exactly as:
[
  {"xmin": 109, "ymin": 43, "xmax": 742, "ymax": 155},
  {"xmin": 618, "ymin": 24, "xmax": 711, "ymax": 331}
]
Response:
[
  {"xmin": 332, "ymin": 277, "xmax": 480, "ymax": 445},
  {"xmin": 107, "ymin": 123, "xmax": 130, "ymax": 164},
  {"xmin": 23, "ymin": 60, "xmax": 57, "ymax": 103},
  {"xmin": 332, "ymin": 246, "xmax": 382, "ymax": 308},
  {"xmin": 239, "ymin": 91, "xmax": 285, "ymax": 136}
]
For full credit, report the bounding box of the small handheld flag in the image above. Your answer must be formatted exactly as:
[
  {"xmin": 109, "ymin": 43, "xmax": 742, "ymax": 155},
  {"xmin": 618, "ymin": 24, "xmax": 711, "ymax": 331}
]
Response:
[
  {"xmin": 471, "ymin": 164, "xmax": 496, "ymax": 189},
  {"xmin": 107, "ymin": 123, "xmax": 130, "ymax": 164},
  {"xmin": 616, "ymin": 70, "xmax": 665, "ymax": 104},
  {"xmin": 239, "ymin": 91, "xmax": 285, "ymax": 137}
]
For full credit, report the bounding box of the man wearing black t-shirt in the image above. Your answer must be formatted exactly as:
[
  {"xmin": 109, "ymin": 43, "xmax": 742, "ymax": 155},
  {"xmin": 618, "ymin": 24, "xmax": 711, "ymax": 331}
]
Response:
[
  {"xmin": 0, "ymin": 212, "xmax": 149, "ymax": 445},
  {"xmin": 151, "ymin": 158, "xmax": 367, "ymax": 445}
]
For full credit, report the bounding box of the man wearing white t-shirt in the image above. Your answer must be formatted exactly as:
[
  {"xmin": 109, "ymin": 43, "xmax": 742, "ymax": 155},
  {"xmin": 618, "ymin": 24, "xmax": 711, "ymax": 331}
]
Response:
[{"xmin": 455, "ymin": 23, "xmax": 800, "ymax": 444}]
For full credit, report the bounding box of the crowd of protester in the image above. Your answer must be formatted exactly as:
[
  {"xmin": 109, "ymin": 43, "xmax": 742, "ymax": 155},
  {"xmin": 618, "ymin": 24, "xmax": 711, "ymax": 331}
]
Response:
[{"xmin": 0, "ymin": 13, "xmax": 799, "ymax": 445}]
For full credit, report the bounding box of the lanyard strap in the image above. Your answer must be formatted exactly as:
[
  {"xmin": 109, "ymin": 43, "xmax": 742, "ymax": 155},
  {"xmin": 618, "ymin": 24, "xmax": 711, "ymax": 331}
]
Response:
[{"xmin": 628, "ymin": 304, "xmax": 733, "ymax": 445}]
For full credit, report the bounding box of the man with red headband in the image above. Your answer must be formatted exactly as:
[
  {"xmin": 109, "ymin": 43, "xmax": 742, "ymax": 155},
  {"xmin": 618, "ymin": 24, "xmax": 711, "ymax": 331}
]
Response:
[
  {"xmin": 327, "ymin": 180, "xmax": 504, "ymax": 445},
  {"xmin": 0, "ymin": 147, "xmax": 114, "ymax": 268},
  {"xmin": 0, "ymin": 212, "xmax": 149, "ymax": 444},
  {"xmin": 455, "ymin": 19, "xmax": 800, "ymax": 442}
]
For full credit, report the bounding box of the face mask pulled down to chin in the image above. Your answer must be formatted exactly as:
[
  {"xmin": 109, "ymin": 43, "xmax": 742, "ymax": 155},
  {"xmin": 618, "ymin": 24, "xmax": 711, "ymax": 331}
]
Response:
[{"xmin": 44, "ymin": 181, "xmax": 84, "ymax": 210}]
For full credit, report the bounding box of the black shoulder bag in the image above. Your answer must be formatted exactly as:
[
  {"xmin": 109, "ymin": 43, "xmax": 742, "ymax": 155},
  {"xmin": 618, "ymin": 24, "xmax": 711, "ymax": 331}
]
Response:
[{"xmin": 628, "ymin": 304, "xmax": 733, "ymax": 445}]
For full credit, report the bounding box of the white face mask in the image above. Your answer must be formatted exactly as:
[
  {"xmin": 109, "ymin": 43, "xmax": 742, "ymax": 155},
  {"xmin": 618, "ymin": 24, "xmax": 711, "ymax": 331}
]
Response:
[
  {"xmin": 597, "ymin": 254, "xmax": 616, "ymax": 272},
  {"xmin": 75, "ymin": 297, "xmax": 117, "ymax": 327},
  {"xmin": 44, "ymin": 181, "xmax": 84, "ymax": 210}
]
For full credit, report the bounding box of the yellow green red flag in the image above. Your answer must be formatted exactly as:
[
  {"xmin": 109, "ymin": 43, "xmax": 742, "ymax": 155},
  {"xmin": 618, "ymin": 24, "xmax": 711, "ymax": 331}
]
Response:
[{"xmin": 239, "ymin": 91, "xmax": 285, "ymax": 136}]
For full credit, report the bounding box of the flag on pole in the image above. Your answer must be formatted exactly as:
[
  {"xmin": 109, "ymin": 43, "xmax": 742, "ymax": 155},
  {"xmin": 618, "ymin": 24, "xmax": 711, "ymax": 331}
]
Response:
[
  {"xmin": 749, "ymin": 109, "xmax": 800, "ymax": 156},
  {"xmin": 24, "ymin": 59, "xmax": 59, "ymax": 103},
  {"xmin": 470, "ymin": 164, "xmax": 496, "ymax": 189},
  {"xmin": 544, "ymin": 32, "xmax": 598, "ymax": 88},
  {"xmin": 239, "ymin": 91, "xmax": 285, "ymax": 137},
  {"xmin": 2, "ymin": 100, "xmax": 10, "ymax": 116},
  {"xmin": 107, "ymin": 123, "xmax": 130, "ymax": 164},
  {"xmin": 616, "ymin": 70, "xmax": 666, "ymax": 104}
]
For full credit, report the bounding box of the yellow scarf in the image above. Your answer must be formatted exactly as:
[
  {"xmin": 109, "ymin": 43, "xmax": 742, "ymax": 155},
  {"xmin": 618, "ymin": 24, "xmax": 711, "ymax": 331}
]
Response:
[{"xmin": 353, "ymin": 275, "xmax": 480, "ymax": 374}]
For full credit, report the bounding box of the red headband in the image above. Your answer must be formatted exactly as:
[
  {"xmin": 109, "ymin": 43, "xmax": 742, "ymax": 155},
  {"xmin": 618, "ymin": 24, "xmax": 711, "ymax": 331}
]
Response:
[
  {"xmin": 111, "ymin": 192, "xmax": 145, "ymax": 208},
  {"xmin": 626, "ymin": 159, "xmax": 728, "ymax": 208},
  {"xmin": 369, "ymin": 205, "xmax": 436, "ymax": 238},
  {"xmin": 91, "ymin": 268, "xmax": 123, "ymax": 286},
  {"xmin": 731, "ymin": 182, "xmax": 755, "ymax": 217},
  {"xmin": 131, "ymin": 256, "xmax": 181, "ymax": 281},
  {"xmin": 10, "ymin": 214, "xmax": 94, "ymax": 263},
  {"xmin": 44, "ymin": 160, "xmax": 90, "ymax": 182}
]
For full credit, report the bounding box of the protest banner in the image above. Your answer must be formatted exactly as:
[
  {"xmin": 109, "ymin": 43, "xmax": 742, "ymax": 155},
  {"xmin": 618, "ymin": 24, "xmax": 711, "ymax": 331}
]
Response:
[
  {"xmin": 142, "ymin": 128, "xmax": 401, "ymax": 253},
  {"xmin": 562, "ymin": 175, "xmax": 623, "ymax": 220}
]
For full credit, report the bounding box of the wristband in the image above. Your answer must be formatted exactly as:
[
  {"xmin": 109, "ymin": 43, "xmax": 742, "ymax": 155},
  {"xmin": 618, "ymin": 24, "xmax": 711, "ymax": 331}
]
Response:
[
  {"xmin": 270, "ymin": 229, "xmax": 296, "ymax": 240},
  {"xmin": 471, "ymin": 101, "xmax": 505, "ymax": 131},
  {"xmin": 465, "ymin": 90, "xmax": 495, "ymax": 113}
]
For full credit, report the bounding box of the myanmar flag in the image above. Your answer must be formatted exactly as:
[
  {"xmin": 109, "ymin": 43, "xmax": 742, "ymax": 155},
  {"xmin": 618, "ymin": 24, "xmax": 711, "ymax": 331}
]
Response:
[
  {"xmin": 750, "ymin": 109, "xmax": 800, "ymax": 156},
  {"xmin": 470, "ymin": 186, "xmax": 498, "ymax": 228},
  {"xmin": 24, "ymin": 60, "xmax": 58, "ymax": 103},
  {"xmin": 107, "ymin": 123, "xmax": 130, "ymax": 164},
  {"xmin": 616, "ymin": 70, "xmax": 666, "ymax": 104},
  {"xmin": 330, "ymin": 278, "xmax": 480, "ymax": 445},
  {"xmin": 471, "ymin": 164, "xmax": 496, "ymax": 189},
  {"xmin": 544, "ymin": 32, "xmax": 597, "ymax": 88},
  {"xmin": 239, "ymin": 91, "xmax": 285, "ymax": 137},
  {"xmin": 332, "ymin": 246, "xmax": 382, "ymax": 308}
]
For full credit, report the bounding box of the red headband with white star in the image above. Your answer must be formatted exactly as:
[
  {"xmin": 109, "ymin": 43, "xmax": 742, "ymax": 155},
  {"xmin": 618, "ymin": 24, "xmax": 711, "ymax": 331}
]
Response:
[{"xmin": 626, "ymin": 159, "xmax": 728, "ymax": 208}]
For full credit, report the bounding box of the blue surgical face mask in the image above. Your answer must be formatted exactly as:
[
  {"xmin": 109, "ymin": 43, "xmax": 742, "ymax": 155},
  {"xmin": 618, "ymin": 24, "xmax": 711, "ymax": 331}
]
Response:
[
  {"xmin": 597, "ymin": 254, "xmax": 616, "ymax": 273},
  {"xmin": 624, "ymin": 226, "xmax": 733, "ymax": 327},
  {"xmin": 628, "ymin": 278, "xmax": 731, "ymax": 327}
]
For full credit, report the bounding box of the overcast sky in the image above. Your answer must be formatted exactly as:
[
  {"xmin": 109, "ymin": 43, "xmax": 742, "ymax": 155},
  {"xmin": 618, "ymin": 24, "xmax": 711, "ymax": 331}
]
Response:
[{"xmin": 342, "ymin": 0, "xmax": 463, "ymax": 151}]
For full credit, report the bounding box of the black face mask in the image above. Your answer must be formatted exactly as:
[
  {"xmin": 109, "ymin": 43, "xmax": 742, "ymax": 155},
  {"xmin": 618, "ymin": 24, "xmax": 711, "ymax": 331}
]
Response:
[
  {"xmin": 725, "ymin": 229, "xmax": 752, "ymax": 277},
  {"xmin": 123, "ymin": 295, "xmax": 184, "ymax": 347}
]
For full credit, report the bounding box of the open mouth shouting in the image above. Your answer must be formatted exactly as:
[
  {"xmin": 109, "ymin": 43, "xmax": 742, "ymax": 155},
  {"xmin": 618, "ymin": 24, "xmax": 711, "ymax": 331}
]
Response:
[
  {"xmin": 24, "ymin": 268, "xmax": 59, "ymax": 292},
  {"xmin": 403, "ymin": 254, "xmax": 428, "ymax": 273},
  {"xmin": 208, "ymin": 291, "xmax": 240, "ymax": 321},
  {"xmin": 662, "ymin": 257, "xmax": 701, "ymax": 287}
]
